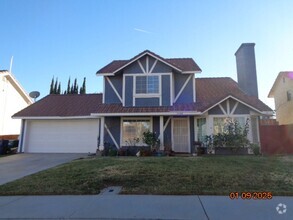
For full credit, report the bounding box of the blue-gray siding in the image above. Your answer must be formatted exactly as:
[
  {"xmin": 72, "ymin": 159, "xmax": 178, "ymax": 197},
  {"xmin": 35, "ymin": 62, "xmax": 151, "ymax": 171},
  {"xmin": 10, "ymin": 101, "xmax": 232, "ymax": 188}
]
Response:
[
  {"xmin": 124, "ymin": 61, "xmax": 144, "ymax": 74},
  {"xmin": 104, "ymin": 117, "xmax": 120, "ymax": 148},
  {"xmin": 152, "ymin": 60, "xmax": 172, "ymax": 73},
  {"xmin": 189, "ymin": 116, "xmax": 195, "ymax": 153},
  {"xmin": 163, "ymin": 117, "xmax": 172, "ymax": 148},
  {"xmin": 234, "ymin": 103, "xmax": 250, "ymax": 114},
  {"xmin": 136, "ymin": 98, "xmax": 160, "ymax": 106},
  {"xmin": 104, "ymin": 77, "xmax": 122, "ymax": 104},
  {"xmin": 125, "ymin": 76, "xmax": 133, "ymax": 106},
  {"xmin": 174, "ymin": 74, "xmax": 194, "ymax": 104},
  {"xmin": 208, "ymin": 99, "xmax": 251, "ymax": 114},
  {"xmin": 162, "ymin": 75, "xmax": 171, "ymax": 106},
  {"xmin": 153, "ymin": 117, "xmax": 160, "ymax": 139}
]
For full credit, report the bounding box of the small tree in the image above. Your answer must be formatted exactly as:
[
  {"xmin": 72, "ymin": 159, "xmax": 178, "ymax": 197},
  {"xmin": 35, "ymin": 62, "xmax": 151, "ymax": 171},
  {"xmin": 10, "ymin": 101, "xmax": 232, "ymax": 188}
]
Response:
[{"xmin": 143, "ymin": 130, "xmax": 160, "ymax": 151}]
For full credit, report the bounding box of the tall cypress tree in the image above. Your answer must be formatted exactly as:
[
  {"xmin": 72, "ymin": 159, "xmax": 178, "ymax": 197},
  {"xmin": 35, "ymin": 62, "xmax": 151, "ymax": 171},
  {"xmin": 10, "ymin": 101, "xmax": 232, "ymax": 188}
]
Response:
[
  {"xmin": 57, "ymin": 82, "xmax": 61, "ymax": 94},
  {"xmin": 80, "ymin": 77, "xmax": 86, "ymax": 94},
  {"xmin": 50, "ymin": 77, "xmax": 54, "ymax": 94},
  {"xmin": 67, "ymin": 77, "xmax": 71, "ymax": 94},
  {"xmin": 54, "ymin": 78, "xmax": 58, "ymax": 94},
  {"xmin": 73, "ymin": 78, "xmax": 78, "ymax": 94}
]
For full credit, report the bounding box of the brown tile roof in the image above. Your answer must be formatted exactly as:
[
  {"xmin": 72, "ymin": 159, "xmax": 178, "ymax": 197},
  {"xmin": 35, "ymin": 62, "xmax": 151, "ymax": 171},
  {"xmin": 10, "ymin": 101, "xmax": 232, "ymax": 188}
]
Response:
[
  {"xmin": 96, "ymin": 50, "xmax": 202, "ymax": 74},
  {"xmin": 13, "ymin": 94, "xmax": 102, "ymax": 117},
  {"xmin": 13, "ymin": 78, "xmax": 272, "ymax": 118},
  {"xmin": 196, "ymin": 77, "xmax": 272, "ymax": 112}
]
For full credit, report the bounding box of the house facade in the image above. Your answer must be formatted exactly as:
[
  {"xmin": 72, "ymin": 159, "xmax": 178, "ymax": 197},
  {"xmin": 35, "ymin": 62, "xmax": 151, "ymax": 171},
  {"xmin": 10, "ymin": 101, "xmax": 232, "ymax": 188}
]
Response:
[
  {"xmin": 268, "ymin": 71, "xmax": 293, "ymax": 125},
  {"xmin": 13, "ymin": 49, "xmax": 272, "ymax": 153},
  {"xmin": 0, "ymin": 70, "xmax": 32, "ymax": 138}
]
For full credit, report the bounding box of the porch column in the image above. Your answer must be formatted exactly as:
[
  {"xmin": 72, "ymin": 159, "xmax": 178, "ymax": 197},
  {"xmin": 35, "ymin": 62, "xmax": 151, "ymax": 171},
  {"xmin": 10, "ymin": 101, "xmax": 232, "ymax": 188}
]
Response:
[
  {"xmin": 99, "ymin": 117, "xmax": 105, "ymax": 150},
  {"xmin": 159, "ymin": 116, "xmax": 164, "ymax": 150}
]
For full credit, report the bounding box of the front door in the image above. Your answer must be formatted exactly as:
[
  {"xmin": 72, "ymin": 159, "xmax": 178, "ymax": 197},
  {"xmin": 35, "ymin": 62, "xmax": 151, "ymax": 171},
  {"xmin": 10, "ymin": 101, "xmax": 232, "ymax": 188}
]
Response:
[{"xmin": 172, "ymin": 118, "xmax": 190, "ymax": 152}]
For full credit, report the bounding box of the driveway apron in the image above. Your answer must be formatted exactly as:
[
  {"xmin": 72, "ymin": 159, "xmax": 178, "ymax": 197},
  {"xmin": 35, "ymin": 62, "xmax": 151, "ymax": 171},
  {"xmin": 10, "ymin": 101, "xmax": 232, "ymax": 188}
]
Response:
[{"xmin": 0, "ymin": 153, "xmax": 86, "ymax": 185}]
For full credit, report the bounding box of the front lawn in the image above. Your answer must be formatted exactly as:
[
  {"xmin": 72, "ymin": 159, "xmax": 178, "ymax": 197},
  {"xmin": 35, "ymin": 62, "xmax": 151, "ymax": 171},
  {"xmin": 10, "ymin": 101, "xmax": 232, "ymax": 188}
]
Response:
[{"xmin": 0, "ymin": 156, "xmax": 292, "ymax": 196}]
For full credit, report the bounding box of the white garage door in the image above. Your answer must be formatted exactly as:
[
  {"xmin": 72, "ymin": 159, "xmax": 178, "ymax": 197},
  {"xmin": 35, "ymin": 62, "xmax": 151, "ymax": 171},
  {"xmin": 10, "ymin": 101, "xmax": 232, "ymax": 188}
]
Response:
[{"xmin": 23, "ymin": 119, "xmax": 99, "ymax": 153}]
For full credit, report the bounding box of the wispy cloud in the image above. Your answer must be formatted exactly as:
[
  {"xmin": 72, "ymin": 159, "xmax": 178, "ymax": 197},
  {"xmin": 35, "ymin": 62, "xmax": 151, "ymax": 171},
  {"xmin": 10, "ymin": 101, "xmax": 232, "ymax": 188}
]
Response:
[{"xmin": 134, "ymin": 28, "xmax": 152, "ymax": 34}]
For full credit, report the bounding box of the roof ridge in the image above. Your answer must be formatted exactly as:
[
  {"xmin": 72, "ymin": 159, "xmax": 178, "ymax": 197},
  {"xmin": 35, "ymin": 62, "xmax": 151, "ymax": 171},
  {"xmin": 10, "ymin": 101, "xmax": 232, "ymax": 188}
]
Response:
[{"xmin": 166, "ymin": 58, "xmax": 193, "ymax": 60}]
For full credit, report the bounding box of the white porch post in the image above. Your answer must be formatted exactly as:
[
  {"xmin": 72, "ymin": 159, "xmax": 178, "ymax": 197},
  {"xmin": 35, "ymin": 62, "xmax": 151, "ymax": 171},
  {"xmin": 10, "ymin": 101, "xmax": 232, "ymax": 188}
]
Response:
[
  {"xmin": 99, "ymin": 117, "xmax": 105, "ymax": 150},
  {"xmin": 159, "ymin": 116, "xmax": 164, "ymax": 150}
]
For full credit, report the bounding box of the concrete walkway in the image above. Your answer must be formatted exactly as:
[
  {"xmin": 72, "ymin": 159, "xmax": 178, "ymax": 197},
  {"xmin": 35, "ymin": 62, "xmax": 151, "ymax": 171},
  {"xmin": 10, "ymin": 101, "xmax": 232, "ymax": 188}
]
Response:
[
  {"xmin": 0, "ymin": 153, "xmax": 86, "ymax": 185},
  {"xmin": 0, "ymin": 195, "xmax": 291, "ymax": 219}
]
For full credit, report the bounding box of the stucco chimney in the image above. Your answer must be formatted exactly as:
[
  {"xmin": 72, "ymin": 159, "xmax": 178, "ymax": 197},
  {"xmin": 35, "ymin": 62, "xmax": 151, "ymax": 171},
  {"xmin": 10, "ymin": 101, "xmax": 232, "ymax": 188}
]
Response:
[{"xmin": 235, "ymin": 43, "xmax": 259, "ymax": 98}]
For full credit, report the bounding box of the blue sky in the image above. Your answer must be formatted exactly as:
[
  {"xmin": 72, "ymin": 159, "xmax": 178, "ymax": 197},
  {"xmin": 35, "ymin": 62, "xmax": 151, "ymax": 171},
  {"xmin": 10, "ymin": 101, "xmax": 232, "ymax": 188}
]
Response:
[{"xmin": 1, "ymin": 0, "xmax": 293, "ymax": 109}]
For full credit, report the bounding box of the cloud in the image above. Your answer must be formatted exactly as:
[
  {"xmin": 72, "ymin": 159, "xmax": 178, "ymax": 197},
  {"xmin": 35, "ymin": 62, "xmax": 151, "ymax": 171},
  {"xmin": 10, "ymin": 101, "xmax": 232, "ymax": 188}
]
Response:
[{"xmin": 134, "ymin": 28, "xmax": 152, "ymax": 34}]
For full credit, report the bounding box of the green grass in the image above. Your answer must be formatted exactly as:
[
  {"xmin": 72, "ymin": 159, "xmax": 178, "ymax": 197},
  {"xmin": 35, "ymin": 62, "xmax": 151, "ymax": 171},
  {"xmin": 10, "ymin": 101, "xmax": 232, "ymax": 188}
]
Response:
[{"xmin": 0, "ymin": 156, "xmax": 292, "ymax": 196}]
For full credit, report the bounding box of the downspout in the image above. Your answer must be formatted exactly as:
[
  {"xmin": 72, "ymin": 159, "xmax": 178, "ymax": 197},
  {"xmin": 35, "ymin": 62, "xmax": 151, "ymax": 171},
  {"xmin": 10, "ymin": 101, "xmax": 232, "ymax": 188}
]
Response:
[{"xmin": 18, "ymin": 119, "xmax": 25, "ymax": 153}]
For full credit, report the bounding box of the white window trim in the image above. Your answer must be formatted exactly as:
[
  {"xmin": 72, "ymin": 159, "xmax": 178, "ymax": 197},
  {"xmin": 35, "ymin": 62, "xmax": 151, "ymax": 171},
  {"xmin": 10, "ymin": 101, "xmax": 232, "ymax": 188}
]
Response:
[
  {"xmin": 134, "ymin": 74, "xmax": 160, "ymax": 95},
  {"xmin": 120, "ymin": 117, "xmax": 153, "ymax": 147},
  {"xmin": 194, "ymin": 117, "xmax": 207, "ymax": 142},
  {"xmin": 102, "ymin": 76, "xmax": 105, "ymax": 104},
  {"xmin": 122, "ymin": 73, "xmax": 172, "ymax": 107},
  {"xmin": 193, "ymin": 75, "xmax": 196, "ymax": 102},
  {"xmin": 210, "ymin": 115, "xmax": 251, "ymax": 138}
]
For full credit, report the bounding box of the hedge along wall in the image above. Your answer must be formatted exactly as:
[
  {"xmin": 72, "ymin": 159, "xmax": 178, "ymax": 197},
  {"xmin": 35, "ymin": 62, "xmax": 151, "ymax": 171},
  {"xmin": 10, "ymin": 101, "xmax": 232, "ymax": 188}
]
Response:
[{"xmin": 259, "ymin": 124, "xmax": 293, "ymax": 155}]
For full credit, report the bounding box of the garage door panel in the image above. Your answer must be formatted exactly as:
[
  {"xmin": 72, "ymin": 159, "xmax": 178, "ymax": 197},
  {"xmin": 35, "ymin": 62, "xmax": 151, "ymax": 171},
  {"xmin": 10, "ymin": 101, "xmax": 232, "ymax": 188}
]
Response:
[{"xmin": 24, "ymin": 119, "xmax": 99, "ymax": 153}]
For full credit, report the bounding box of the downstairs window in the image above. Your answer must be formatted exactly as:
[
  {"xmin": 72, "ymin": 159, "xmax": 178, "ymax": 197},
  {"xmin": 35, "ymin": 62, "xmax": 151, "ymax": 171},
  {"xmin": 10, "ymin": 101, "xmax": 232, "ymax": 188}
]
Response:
[{"xmin": 122, "ymin": 118, "xmax": 151, "ymax": 146}]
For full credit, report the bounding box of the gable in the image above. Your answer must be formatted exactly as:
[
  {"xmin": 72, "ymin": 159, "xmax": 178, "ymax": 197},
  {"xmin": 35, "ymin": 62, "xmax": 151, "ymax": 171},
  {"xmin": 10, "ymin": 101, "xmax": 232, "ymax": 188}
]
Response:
[
  {"xmin": 96, "ymin": 50, "xmax": 201, "ymax": 75},
  {"xmin": 123, "ymin": 55, "xmax": 172, "ymax": 74},
  {"xmin": 208, "ymin": 97, "xmax": 261, "ymax": 115}
]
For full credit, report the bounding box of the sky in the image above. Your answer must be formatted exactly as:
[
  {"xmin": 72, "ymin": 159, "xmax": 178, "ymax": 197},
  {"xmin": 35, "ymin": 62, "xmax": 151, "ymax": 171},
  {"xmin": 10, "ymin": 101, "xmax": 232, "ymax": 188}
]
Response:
[{"xmin": 1, "ymin": 0, "xmax": 293, "ymax": 110}]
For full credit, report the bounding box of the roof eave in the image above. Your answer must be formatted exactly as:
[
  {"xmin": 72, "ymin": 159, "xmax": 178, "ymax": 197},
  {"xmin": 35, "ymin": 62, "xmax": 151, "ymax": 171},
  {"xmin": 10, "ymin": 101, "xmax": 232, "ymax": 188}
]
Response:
[
  {"xmin": 12, "ymin": 116, "xmax": 96, "ymax": 120},
  {"xmin": 91, "ymin": 111, "xmax": 202, "ymax": 117},
  {"xmin": 96, "ymin": 72, "xmax": 115, "ymax": 76},
  {"xmin": 4, "ymin": 72, "xmax": 33, "ymax": 104}
]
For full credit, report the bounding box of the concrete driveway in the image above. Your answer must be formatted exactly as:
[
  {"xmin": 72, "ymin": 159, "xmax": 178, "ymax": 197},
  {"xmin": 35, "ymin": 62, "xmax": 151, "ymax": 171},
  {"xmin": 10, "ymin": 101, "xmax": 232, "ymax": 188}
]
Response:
[{"xmin": 0, "ymin": 153, "xmax": 87, "ymax": 185}]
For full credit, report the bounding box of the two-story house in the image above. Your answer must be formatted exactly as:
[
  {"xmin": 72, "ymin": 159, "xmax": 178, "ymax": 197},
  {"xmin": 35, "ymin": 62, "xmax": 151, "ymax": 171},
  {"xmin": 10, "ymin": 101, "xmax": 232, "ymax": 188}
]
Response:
[
  {"xmin": 0, "ymin": 70, "xmax": 32, "ymax": 139},
  {"xmin": 268, "ymin": 72, "xmax": 293, "ymax": 125},
  {"xmin": 13, "ymin": 48, "xmax": 272, "ymax": 153}
]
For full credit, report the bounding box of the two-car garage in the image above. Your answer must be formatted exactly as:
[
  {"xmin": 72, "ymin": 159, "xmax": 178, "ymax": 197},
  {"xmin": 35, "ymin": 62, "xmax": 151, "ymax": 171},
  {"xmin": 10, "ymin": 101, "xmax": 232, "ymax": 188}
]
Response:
[{"xmin": 21, "ymin": 119, "xmax": 100, "ymax": 153}]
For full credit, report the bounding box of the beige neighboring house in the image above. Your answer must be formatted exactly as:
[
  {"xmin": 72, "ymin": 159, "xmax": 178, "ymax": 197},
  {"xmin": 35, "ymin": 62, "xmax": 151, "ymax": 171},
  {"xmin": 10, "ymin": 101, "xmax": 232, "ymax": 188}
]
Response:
[
  {"xmin": 0, "ymin": 70, "xmax": 32, "ymax": 138},
  {"xmin": 268, "ymin": 71, "xmax": 293, "ymax": 125}
]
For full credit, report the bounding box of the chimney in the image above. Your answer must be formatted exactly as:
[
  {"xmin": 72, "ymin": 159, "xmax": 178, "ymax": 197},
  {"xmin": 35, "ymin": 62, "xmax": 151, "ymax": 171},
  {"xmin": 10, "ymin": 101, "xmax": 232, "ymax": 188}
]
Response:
[{"xmin": 235, "ymin": 43, "xmax": 259, "ymax": 98}]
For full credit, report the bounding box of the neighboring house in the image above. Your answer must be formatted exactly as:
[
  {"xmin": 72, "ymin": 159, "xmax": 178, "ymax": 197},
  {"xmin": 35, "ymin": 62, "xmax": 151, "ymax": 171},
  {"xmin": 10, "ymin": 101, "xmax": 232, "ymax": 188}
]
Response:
[
  {"xmin": 0, "ymin": 70, "xmax": 32, "ymax": 139},
  {"xmin": 13, "ymin": 47, "xmax": 273, "ymax": 153},
  {"xmin": 268, "ymin": 71, "xmax": 293, "ymax": 125}
]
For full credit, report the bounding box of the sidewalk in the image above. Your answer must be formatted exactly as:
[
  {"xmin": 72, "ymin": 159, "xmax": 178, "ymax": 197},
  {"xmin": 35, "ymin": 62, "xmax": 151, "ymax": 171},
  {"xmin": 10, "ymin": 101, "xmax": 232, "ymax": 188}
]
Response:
[{"xmin": 0, "ymin": 194, "xmax": 291, "ymax": 219}]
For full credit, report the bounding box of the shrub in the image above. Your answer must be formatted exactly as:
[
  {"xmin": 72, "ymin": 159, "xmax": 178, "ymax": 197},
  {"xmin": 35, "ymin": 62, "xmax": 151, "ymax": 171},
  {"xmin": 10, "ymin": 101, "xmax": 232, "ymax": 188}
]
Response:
[
  {"xmin": 204, "ymin": 118, "xmax": 250, "ymax": 149},
  {"xmin": 250, "ymin": 143, "xmax": 261, "ymax": 155},
  {"xmin": 142, "ymin": 130, "xmax": 160, "ymax": 151}
]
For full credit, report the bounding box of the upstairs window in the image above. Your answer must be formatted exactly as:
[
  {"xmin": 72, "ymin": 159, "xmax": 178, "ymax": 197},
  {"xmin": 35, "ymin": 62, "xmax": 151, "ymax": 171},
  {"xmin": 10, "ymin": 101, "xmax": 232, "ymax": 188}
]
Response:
[{"xmin": 136, "ymin": 75, "xmax": 159, "ymax": 94}]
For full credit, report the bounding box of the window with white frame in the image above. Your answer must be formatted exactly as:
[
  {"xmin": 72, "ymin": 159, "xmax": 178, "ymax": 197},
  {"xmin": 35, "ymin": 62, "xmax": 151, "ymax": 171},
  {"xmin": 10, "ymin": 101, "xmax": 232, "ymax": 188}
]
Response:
[
  {"xmin": 122, "ymin": 118, "xmax": 151, "ymax": 146},
  {"xmin": 135, "ymin": 75, "xmax": 159, "ymax": 94},
  {"xmin": 196, "ymin": 118, "xmax": 206, "ymax": 142},
  {"xmin": 213, "ymin": 117, "xmax": 246, "ymax": 134}
]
